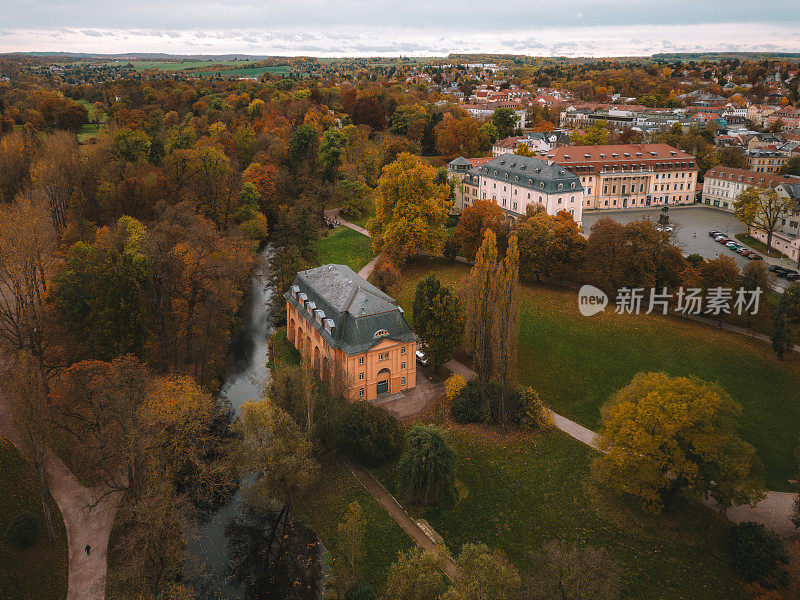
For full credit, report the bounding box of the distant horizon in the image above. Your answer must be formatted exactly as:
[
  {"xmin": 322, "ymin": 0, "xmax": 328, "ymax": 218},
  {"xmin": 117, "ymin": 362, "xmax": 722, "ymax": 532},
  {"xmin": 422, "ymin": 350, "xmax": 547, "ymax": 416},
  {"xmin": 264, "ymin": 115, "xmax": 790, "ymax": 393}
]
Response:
[{"xmin": 6, "ymin": 49, "xmax": 800, "ymax": 60}]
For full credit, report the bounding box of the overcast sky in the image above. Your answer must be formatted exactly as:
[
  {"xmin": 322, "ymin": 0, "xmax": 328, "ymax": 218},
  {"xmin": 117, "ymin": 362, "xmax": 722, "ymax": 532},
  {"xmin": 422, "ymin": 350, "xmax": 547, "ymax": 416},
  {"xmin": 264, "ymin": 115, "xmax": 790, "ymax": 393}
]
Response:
[{"xmin": 1, "ymin": 0, "xmax": 800, "ymax": 56}]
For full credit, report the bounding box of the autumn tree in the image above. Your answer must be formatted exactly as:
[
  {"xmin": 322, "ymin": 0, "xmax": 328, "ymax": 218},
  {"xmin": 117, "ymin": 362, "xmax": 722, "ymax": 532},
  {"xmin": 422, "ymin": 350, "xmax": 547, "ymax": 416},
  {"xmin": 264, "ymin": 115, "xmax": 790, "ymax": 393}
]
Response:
[
  {"xmin": 369, "ymin": 152, "xmax": 450, "ymax": 264},
  {"xmin": 582, "ymin": 217, "xmax": 626, "ymax": 295},
  {"xmin": 772, "ymin": 282, "xmax": 800, "ymax": 359},
  {"xmin": 0, "ymin": 192, "xmax": 58, "ymax": 384},
  {"xmin": 517, "ymin": 208, "xmax": 586, "ymax": 282},
  {"xmin": 6, "ymin": 352, "xmax": 56, "ymax": 539},
  {"xmin": 435, "ymin": 111, "xmax": 488, "ymax": 157},
  {"xmin": 450, "ymin": 543, "xmax": 522, "ymax": 600},
  {"xmin": 453, "ymin": 199, "xmax": 508, "ymax": 261},
  {"xmin": 53, "ymin": 217, "xmax": 150, "ymax": 360},
  {"xmin": 384, "ymin": 547, "xmax": 448, "ymax": 600},
  {"xmin": 492, "ymin": 234, "xmax": 519, "ymax": 425},
  {"xmin": 463, "ymin": 229, "xmax": 498, "ymax": 388},
  {"xmin": 319, "ymin": 127, "xmax": 349, "ymax": 181},
  {"xmin": 412, "ymin": 275, "xmax": 464, "ymax": 372},
  {"xmin": 595, "ymin": 372, "xmax": 765, "ymax": 512},
  {"xmin": 335, "ymin": 501, "xmax": 366, "ymax": 592},
  {"xmin": 700, "ymin": 255, "xmax": 740, "ymax": 291},
  {"xmin": 29, "ymin": 131, "xmax": 80, "ymax": 231},
  {"xmin": 571, "ymin": 121, "xmax": 610, "ymax": 145},
  {"xmin": 143, "ymin": 202, "xmax": 253, "ymax": 382},
  {"xmin": 0, "ymin": 127, "xmax": 41, "ymax": 204},
  {"xmin": 236, "ymin": 398, "xmax": 319, "ymax": 514},
  {"xmin": 530, "ymin": 539, "xmax": 623, "ymax": 600},
  {"xmin": 735, "ymin": 186, "xmax": 791, "ymax": 251}
]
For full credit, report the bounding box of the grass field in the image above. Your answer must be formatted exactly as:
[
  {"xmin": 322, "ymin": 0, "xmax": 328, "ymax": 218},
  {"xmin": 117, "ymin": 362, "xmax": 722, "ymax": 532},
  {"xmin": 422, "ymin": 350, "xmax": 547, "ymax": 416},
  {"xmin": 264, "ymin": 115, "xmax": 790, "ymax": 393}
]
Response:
[
  {"xmin": 193, "ymin": 66, "xmax": 292, "ymax": 78},
  {"xmin": 75, "ymin": 99, "xmax": 107, "ymax": 142},
  {"xmin": 314, "ymin": 227, "xmax": 374, "ymax": 273},
  {"xmin": 373, "ymin": 428, "xmax": 745, "ymax": 600},
  {"xmin": 0, "ymin": 439, "xmax": 68, "ymax": 600},
  {"xmin": 295, "ymin": 457, "xmax": 412, "ymax": 591},
  {"xmin": 392, "ymin": 259, "xmax": 800, "ymax": 491},
  {"xmin": 734, "ymin": 233, "xmax": 784, "ymax": 259}
]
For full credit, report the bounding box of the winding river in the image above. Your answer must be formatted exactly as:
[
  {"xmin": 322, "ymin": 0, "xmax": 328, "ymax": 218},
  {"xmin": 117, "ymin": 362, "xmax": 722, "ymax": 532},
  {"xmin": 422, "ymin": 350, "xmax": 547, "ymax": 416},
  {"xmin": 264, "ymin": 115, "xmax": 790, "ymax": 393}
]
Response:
[{"xmin": 183, "ymin": 246, "xmax": 327, "ymax": 600}]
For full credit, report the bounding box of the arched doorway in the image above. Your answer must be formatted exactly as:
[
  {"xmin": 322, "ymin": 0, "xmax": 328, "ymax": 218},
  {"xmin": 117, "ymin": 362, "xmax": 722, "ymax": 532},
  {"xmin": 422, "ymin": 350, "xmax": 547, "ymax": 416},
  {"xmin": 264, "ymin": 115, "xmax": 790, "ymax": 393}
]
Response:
[
  {"xmin": 313, "ymin": 346, "xmax": 320, "ymax": 373},
  {"xmin": 289, "ymin": 318, "xmax": 296, "ymax": 344},
  {"xmin": 322, "ymin": 357, "xmax": 331, "ymax": 384},
  {"xmin": 376, "ymin": 367, "xmax": 391, "ymax": 396}
]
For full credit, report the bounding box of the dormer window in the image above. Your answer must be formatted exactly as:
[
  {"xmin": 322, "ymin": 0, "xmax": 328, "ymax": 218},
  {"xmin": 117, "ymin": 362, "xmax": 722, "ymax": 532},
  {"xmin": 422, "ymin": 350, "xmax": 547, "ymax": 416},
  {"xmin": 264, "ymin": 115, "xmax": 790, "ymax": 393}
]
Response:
[
  {"xmin": 564, "ymin": 154, "xmax": 570, "ymax": 160},
  {"xmin": 373, "ymin": 329, "xmax": 389, "ymax": 339},
  {"xmin": 599, "ymin": 153, "xmax": 606, "ymax": 158},
  {"xmin": 557, "ymin": 183, "xmax": 563, "ymax": 190},
  {"xmin": 528, "ymin": 178, "xmax": 533, "ymax": 185},
  {"xmin": 514, "ymin": 176, "xmax": 519, "ymax": 182},
  {"xmin": 584, "ymin": 153, "xmax": 590, "ymax": 159},
  {"xmin": 571, "ymin": 182, "xmax": 576, "ymax": 189}
]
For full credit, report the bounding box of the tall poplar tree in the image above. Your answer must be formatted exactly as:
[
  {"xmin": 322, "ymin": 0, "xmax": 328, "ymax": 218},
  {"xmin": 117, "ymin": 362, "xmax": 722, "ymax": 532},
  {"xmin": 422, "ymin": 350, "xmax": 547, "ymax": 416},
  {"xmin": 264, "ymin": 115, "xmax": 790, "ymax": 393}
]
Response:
[
  {"xmin": 464, "ymin": 229, "xmax": 498, "ymax": 392},
  {"xmin": 492, "ymin": 234, "xmax": 520, "ymax": 425}
]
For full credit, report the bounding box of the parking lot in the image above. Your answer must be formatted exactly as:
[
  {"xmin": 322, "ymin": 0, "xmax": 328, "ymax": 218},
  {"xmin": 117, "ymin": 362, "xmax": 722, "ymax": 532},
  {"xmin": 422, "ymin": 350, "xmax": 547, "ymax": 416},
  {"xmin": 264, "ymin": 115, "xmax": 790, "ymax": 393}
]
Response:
[{"xmin": 582, "ymin": 205, "xmax": 800, "ymax": 289}]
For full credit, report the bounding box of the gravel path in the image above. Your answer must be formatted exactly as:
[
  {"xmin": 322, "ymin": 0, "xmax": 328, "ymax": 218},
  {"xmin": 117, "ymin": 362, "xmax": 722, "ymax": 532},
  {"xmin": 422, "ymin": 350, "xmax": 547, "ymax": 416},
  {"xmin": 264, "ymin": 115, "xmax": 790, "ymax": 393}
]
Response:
[{"xmin": 0, "ymin": 393, "xmax": 121, "ymax": 600}]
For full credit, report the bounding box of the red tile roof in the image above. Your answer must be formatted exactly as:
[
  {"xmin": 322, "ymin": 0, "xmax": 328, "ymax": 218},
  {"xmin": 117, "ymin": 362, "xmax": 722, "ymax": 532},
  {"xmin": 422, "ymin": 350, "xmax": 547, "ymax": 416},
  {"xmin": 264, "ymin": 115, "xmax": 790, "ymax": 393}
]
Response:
[
  {"xmin": 544, "ymin": 144, "xmax": 696, "ymax": 173},
  {"xmin": 704, "ymin": 166, "xmax": 794, "ymax": 188}
]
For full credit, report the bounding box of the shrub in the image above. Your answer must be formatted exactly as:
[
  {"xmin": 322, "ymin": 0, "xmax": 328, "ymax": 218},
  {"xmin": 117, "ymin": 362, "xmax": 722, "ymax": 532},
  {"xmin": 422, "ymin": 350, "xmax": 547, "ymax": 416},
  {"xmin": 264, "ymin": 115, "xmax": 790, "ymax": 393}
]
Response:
[
  {"xmin": 444, "ymin": 374, "xmax": 467, "ymax": 402},
  {"xmin": 372, "ymin": 258, "xmax": 401, "ymax": 293},
  {"xmin": 335, "ymin": 402, "xmax": 403, "ymax": 466},
  {"xmin": 443, "ymin": 237, "xmax": 460, "ymax": 262},
  {"xmin": 6, "ymin": 511, "xmax": 40, "ymax": 550},
  {"xmin": 519, "ymin": 388, "xmax": 553, "ymax": 430},
  {"xmin": 727, "ymin": 521, "xmax": 788, "ymax": 583},
  {"xmin": 451, "ymin": 379, "xmax": 499, "ymax": 423},
  {"xmin": 344, "ymin": 584, "xmax": 377, "ymax": 600},
  {"xmin": 397, "ymin": 425, "xmax": 456, "ymax": 505}
]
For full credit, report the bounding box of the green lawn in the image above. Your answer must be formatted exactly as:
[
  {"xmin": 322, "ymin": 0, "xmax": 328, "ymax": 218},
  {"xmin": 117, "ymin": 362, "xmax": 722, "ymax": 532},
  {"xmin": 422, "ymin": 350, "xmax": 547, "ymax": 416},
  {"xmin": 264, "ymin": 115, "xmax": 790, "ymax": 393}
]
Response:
[
  {"xmin": 734, "ymin": 233, "xmax": 783, "ymax": 259},
  {"xmin": 393, "ymin": 259, "xmax": 800, "ymax": 491},
  {"xmin": 0, "ymin": 439, "xmax": 68, "ymax": 600},
  {"xmin": 294, "ymin": 457, "xmax": 412, "ymax": 591},
  {"xmin": 373, "ymin": 429, "xmax": 745, "ymax": 600},
  {"xmin": 314, "ymin": 227, "xmax": 374, "ymax": 273}
]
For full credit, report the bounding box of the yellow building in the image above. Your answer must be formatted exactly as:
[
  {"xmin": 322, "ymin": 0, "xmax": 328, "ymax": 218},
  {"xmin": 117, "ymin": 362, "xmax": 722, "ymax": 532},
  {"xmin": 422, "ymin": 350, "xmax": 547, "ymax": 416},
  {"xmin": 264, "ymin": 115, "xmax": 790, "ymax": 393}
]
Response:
[
  {"xmin": 285, "ymin": 264, "xmax": 418, "ymax": 401},
  {"xmin": 745, "ymin": 149, "xmax": 787, "ymax": 174},
  {"xmin": 544, "ymin": 144, "xmax": 698, "ymax": 210}
]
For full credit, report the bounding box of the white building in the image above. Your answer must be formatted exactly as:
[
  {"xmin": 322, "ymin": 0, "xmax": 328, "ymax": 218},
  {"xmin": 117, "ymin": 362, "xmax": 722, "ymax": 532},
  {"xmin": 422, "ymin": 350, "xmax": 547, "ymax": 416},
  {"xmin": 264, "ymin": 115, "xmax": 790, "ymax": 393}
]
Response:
[{"xmin": 449, "ymin": 154, "xmax": 584, "ymax": 225}]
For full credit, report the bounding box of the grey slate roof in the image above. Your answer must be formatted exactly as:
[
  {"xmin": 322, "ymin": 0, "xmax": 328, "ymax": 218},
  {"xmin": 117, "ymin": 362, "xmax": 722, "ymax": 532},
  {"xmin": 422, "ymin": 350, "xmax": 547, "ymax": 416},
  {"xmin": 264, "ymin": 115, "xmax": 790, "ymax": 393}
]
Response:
[
  {"xmin": 477, "ymin": 155, "xmax": 583, "ymax": 194},
  {"xmin": 285, "ymin": 264, "xmax": 417, "ymax": 356}
]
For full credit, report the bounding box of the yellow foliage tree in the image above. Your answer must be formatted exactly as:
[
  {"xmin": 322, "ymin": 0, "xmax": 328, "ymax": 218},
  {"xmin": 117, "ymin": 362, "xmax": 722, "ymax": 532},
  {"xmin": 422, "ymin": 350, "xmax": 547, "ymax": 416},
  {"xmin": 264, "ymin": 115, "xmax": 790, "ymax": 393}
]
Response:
[
  {"xmin": 595, "ymin": 372, "xmax": 765, "ymax": 513},
  {"xmin": 369, "ymin": 152, "xmax": 451, "ymax": 264}
]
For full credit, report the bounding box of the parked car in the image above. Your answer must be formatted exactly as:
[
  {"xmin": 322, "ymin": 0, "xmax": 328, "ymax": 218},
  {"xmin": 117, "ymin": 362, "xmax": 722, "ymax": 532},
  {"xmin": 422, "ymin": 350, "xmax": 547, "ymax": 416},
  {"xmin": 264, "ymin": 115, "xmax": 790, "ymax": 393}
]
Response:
[
  {"xmin": 726, "ymin": 242, "xmax": 738, "ymax": 248},
  {"xmin": 786, "ymin": 273, "xmax": 800, "ymax": 281},
  {"xmin": 708, "ymin": 230, "xmax": 722, "ymax": 237},
  {"xmin": 783, "ymin": 268, "xmax": 799, "ymax": 276},
  {"xmin": 769, "ymin": 265, "xmax": 784, "ymax": 273},
  {"xmin": 750, "ymin": 254, "xmax": 763, "ymax": 260},
  {"xmin": 415, "ymin": 349, "xmax": 429, "ymax": 366}
]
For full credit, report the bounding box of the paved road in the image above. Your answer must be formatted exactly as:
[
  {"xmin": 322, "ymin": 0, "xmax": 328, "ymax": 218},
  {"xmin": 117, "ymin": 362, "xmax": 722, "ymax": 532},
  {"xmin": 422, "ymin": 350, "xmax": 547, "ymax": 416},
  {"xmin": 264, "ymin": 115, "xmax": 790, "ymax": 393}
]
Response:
[
  {"xmin": 584, "ymin": 205, "xmax": 799, "ymax": 291},
  {"xmin": 584, "ymin": 205, "xmax": 750, "ymax": 266}
]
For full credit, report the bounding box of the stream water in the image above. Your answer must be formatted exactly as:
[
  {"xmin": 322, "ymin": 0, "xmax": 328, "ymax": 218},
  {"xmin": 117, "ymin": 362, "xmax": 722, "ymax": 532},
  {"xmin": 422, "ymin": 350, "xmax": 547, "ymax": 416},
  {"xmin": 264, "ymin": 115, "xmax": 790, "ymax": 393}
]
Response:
[{"xmin": 183, "ymin": 246, "xmax": 327, "ymax": 600}]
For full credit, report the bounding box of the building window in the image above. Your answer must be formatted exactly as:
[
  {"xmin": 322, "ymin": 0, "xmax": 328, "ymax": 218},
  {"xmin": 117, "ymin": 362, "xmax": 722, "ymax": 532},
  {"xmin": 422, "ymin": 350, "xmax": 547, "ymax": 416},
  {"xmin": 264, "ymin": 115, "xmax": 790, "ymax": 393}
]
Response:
[
  {"xmin": 401, "ymin": 377, "xmax": 406, "ymax": 387},
  {"xmin": 400, "ymin": 347, "xmax": 406, "ymax": 355},
  {"xmin": 359, "ymin": 372, "xmax": 364, "ymax": 380},
  {"xmin": 359, "ymin": 388, "xmax": 364, "ymax": 398},
  {"xmin": 359, "ymin": 357, "xmax": 364, "ymax": 365},
  {"xmin": 401, "ymin": 362, "xmax": 406, "ymax": 369}
]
